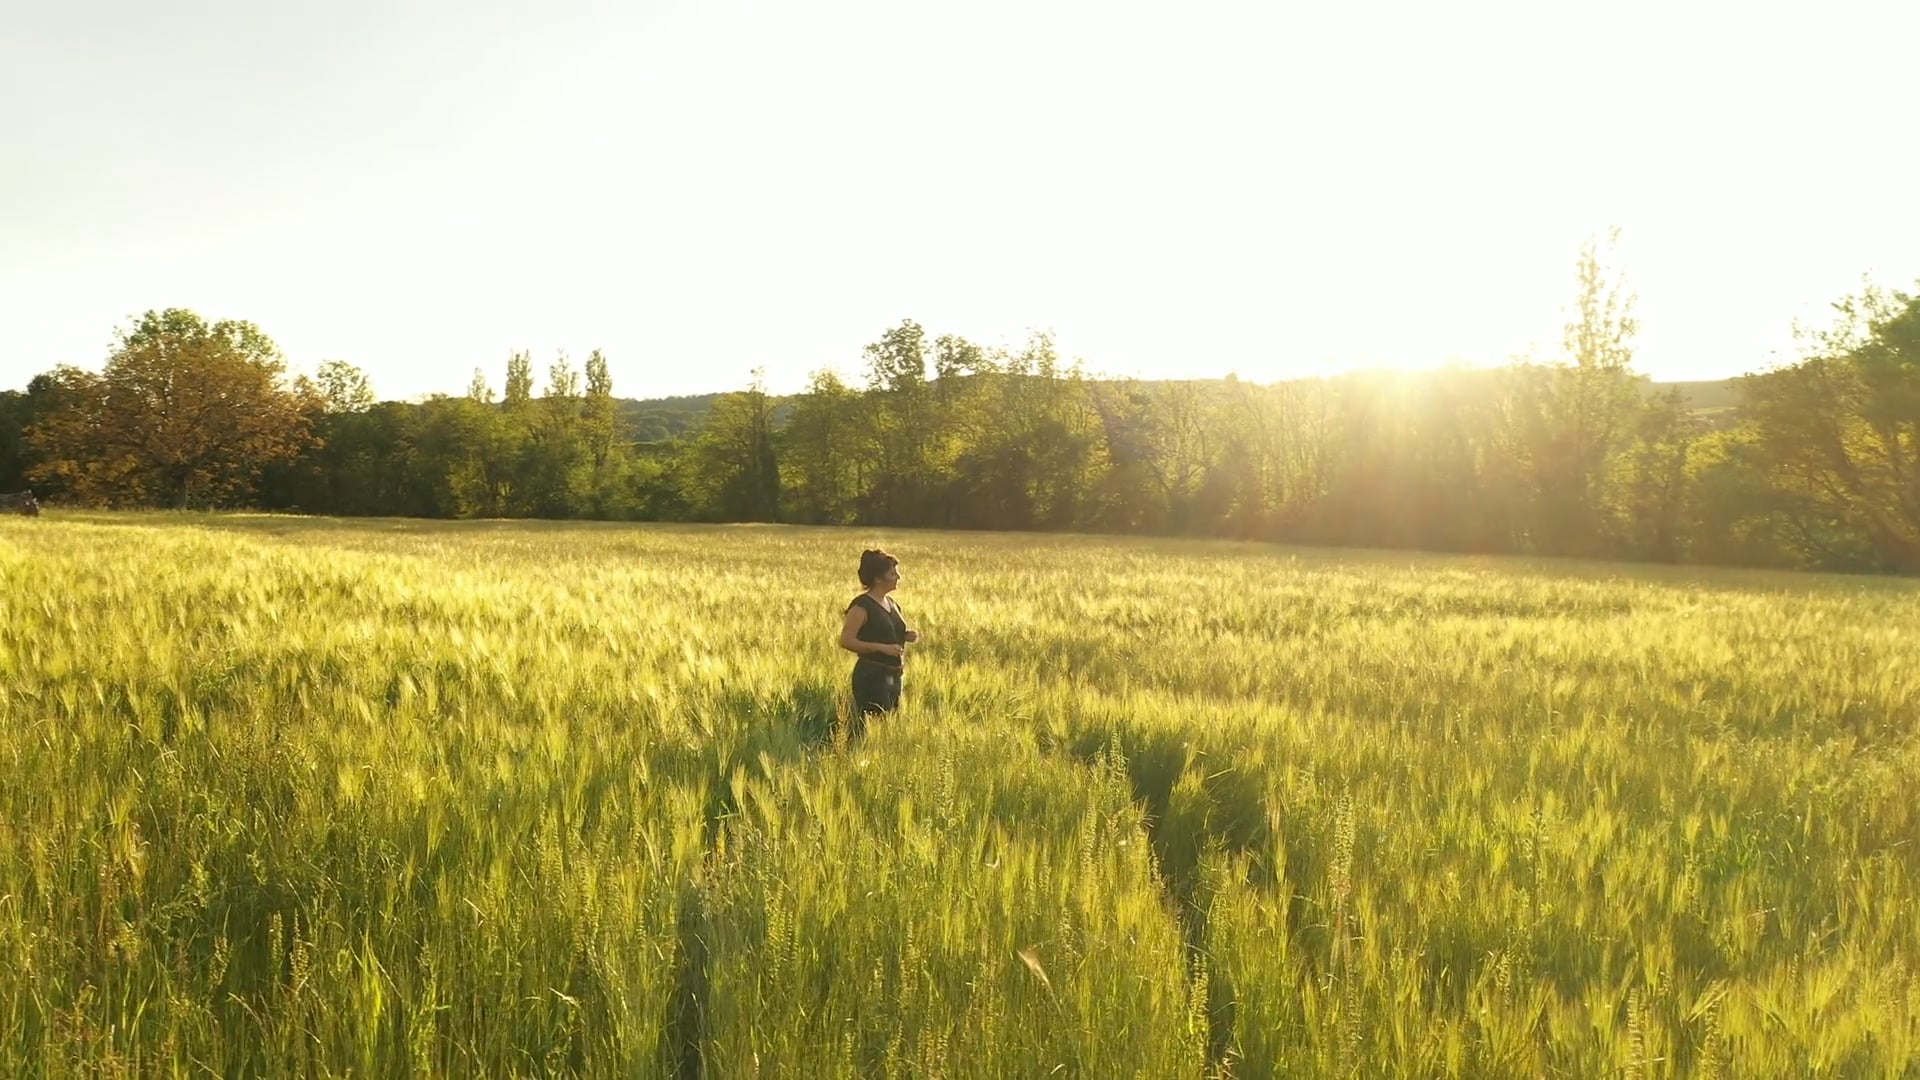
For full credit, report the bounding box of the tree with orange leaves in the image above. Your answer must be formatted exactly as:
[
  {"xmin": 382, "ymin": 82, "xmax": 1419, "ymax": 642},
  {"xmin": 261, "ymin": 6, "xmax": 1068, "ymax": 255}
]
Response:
[{"xmin": 27, "ymin": 309, "xmax": 322, "ymax": 508}]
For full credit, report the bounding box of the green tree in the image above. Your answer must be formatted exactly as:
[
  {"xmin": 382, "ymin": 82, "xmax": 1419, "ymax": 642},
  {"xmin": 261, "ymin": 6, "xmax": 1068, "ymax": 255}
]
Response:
[
  {"xmin": 0, "ymin": 375, "xmax": 59, "ymax": 495},
  {"xmin": 259, "ymin": 360, "xmax": 377, "ymax": 511},
  {"xmin": 314, "ymin": 360, "xmax": 375, "ymax": 413},
  {"xmin": 780, "ymin": 368, "xmax": 863, "ymax": 524},
  {"xmin": 1084, "ymin": 379, "xmax": 1170, "ymax": 533},
  {"xmin": 494, "ymin": 351, "xmax": 538, "ymax": 513},
  {"xmin": 1740, "ymin": 282, "xmax": 1920, "ymax": 571},
  {"xmin": 583, "ymin": 349, "xmax": 616, "ymax": 472},
  {"xmin": 413, "ymin": 394, "xmax": 515, "ymax": 517},
  {"xmin": 1151, "ymin": 380, "xmax": 1215, "ymax": 532},
  {"xmin": 467, "ymin": 367, "xmax": 497, "ymax": 404},
  {"xmin": 1520, "ymin": 231, "xmax": 1644, "ymax": 554},
  {"xmin": 1618, "ymin": 386, "xmax": 1699, "ymax": 561},
  {"xmin": 521, "ymin": 353, "xmax": 591, "ymax": 517},
  {"xmin": 689, "ymin": 370, "xmax": 782, "ymax": 521},
  {"xmin": 503, "ymin": 351, "xmax": 535, "ymax": 409},
  {"xmin": 863, "ymin": 320, "xmax": 931, "ymax": 522},
  {"xmin": 933, "ymin": 333, "xmax": 989, "ymax": 383},
  {"xmin": 547, "ymin": 353, "xmax": 580, "ymax": 400}
]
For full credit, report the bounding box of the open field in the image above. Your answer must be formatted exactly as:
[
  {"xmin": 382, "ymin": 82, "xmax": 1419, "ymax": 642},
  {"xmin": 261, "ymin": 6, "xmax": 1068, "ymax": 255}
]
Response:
[{"xmin": 1, "ymin": 514, "xmax": 1916, "ymax": 1077}]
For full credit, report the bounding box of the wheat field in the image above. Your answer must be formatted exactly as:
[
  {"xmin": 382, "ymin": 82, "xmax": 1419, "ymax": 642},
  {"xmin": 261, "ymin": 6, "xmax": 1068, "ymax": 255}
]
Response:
[{"xmin": 0, "ymin": 514, "xmax": 1915, "ymax": 1077}]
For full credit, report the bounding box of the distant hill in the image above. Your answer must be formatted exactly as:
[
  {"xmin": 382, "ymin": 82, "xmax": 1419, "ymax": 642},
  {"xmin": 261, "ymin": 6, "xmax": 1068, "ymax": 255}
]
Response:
[
  {"xmin": 1654, "ymin": 379, "xmax": 1742, "ymax": 413},
  {"xmin": 615, "ymin": 375, "xmax": 1746, "ymax": 437},
  {"xmin": 615, "ymin": 393, "xmax": 723, "ymax": 443},
  {"xmin": 615, "ymin": 392, "xmax": 798, "ymax": 443}
]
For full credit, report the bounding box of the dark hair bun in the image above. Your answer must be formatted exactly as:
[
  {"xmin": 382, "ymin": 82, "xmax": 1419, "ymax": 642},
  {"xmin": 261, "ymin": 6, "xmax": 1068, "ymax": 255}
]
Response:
[{"xmin": 858, "ymin": 548, "xmax": 898, "ymax": 588}]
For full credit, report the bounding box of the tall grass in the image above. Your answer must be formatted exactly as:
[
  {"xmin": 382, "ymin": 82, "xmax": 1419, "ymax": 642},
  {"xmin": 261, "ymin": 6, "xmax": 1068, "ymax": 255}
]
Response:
[{"xmin": 0, "ymin": 514, "xmax": 1914, "ymax": 1076}]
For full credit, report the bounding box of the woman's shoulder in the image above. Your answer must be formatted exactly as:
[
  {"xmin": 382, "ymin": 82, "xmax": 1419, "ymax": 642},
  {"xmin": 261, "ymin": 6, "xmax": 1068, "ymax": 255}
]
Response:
[{"xmin": 847, "ymin": 594, "xmax": 902, "ymax": 618}]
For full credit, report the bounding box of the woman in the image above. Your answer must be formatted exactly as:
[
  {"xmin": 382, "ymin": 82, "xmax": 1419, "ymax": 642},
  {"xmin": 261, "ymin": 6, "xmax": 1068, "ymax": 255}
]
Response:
[{"xmin": 839, "ymin": 548, "xmax": 920, "ymax": 740}]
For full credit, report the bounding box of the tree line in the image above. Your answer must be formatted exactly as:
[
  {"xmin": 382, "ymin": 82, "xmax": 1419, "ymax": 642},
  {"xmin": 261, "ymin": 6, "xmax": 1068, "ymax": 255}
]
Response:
[{"xmin": 4, "ymin": 241, "xmax": 1917, "ymax": 574}]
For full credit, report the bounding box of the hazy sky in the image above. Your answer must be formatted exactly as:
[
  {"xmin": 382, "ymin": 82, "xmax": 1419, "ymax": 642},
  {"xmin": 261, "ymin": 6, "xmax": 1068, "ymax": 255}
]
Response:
[{"xmin": 4, "ymin": 0, "xmax": 1917, "ymax": 401}]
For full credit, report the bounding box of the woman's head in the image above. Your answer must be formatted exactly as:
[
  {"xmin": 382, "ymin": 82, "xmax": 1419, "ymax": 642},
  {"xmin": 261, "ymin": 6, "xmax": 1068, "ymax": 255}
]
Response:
[{"xmin": 858, "ymin": 549, "xmax": 900, "ymax": 590}]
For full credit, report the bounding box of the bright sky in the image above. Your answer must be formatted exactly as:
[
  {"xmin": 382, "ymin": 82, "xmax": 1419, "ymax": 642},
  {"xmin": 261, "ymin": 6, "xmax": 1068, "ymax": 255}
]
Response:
[{"xmin": 4, "ymin": 0, "xmax": 1917, "ymax": 401}]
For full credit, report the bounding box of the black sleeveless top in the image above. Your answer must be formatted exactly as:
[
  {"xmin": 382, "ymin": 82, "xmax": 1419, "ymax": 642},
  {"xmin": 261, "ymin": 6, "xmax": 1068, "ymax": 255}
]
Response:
[{"xmin": 848, "ymin": 594, "xmax": 906, "ymax": 669}]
